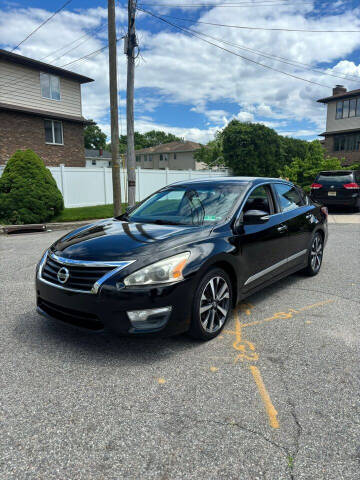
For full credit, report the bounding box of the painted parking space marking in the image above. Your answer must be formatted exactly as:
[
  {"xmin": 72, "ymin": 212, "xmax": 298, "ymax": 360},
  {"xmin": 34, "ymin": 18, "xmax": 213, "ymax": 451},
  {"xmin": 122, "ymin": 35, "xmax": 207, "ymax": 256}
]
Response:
[{"xmin": 224, "ymin": 299, "xmax": 334, "ymax": 429}]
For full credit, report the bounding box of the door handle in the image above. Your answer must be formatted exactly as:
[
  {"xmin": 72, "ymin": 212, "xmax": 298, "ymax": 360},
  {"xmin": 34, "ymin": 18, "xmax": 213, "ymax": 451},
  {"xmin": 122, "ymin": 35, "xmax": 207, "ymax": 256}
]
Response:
[{"xmin": 277, "ymin": 224, "xmax": 288, "ymax": 233}]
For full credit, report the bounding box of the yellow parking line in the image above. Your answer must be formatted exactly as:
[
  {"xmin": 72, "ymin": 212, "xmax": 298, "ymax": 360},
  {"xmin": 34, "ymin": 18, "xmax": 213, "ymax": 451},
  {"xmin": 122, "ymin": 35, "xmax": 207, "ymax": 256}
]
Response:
[{"xmin": 249, "ymin": 365, "xmax": 279, "ymax": 429}]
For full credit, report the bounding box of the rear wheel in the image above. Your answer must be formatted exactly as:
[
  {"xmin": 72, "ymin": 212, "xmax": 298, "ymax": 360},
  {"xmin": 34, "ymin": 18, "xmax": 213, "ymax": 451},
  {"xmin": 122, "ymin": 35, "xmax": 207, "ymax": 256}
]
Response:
[
  {"xmin": 188, "ymin": 268, "xmax": 232, "ymax": 341},
  {"xmin": 303, "ymin": 232, "xmax": 324, "ymax": 276}
]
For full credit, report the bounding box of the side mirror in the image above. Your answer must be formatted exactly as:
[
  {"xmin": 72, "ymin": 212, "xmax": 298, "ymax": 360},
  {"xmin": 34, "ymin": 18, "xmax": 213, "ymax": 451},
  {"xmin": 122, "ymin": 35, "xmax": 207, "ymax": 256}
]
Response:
[{"xmin": 243, "ymin": 210, "xmax": 269, "ymax": 225}]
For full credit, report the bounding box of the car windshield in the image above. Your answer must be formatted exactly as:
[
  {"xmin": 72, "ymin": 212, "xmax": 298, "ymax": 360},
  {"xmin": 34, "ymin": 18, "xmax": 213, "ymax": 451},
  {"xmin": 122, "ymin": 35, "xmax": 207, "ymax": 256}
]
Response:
[
  {"xmin": 125, "ymin": 183, "xmax": 248, "ymax": 225},
  {"xmin": 317, "ymin": 172, "xmax": 353, "ymax": 185}
]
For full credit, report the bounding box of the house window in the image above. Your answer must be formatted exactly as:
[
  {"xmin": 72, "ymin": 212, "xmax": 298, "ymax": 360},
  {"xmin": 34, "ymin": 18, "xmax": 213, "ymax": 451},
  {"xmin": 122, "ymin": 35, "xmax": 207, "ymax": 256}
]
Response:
[
  {"xmin": 335, "ymin": 97, "xmax": 360, "ymax": 119},
  {"xmin": 334, "ymin": 133, "xmax": 360, "ymax": 152},
  {"xmin": 174, "ymin": 153, "xmax": 177, "ymax": 159},
  {"xmin": 160, "ymin": 154, "xmax": 163, "ymax": 161},
  {"xmin": 349, "ymin": 99, "xmax": 357, "ymax": 117},
  {"xmin": 92, "ymin": 159, "xmax": 96, "ymax": 165},
  {"xmin": 136, "ymin": 155, "xmax": 140, "ymax": 162},
  {"xmin": 40, "ymin": 73, "xmax": 60, "ymax": 100},
  {"xmin": 149, "ymin": 155, "xmax": 153, "ymax": 162},
  {"xmin": 342, "ymin": 100, "xmax": 349, "ymax": 118},
  {"xmin": 44, "ymin": 119, "xmax": 63, "ymax": 145}
]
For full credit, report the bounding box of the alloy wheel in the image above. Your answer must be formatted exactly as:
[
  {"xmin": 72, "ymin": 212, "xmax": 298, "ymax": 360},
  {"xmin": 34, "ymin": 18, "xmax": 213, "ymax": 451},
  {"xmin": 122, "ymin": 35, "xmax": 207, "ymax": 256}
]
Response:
[
  {"xmin": 200, "ymin": 276, "xmax": 230, "ymax": 333},
  {"xmin": 310, "ymin": 235, "xmax": 323, "ymax": 273}
]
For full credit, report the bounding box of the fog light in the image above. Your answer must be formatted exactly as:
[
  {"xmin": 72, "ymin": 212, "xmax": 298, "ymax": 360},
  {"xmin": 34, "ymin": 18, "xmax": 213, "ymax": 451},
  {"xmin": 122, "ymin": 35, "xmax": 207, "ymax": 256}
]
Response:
[{"xmin": 127, "ymin": 307, "xmax": 172, "ymax": 331}]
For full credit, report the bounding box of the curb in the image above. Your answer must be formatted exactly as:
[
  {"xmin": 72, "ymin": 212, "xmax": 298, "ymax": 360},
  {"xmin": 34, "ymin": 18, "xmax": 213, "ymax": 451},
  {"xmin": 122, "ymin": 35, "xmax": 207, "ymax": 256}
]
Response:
[{"xmin": 1, "ymin": 219, "xmax": 103, "ymax": 235}]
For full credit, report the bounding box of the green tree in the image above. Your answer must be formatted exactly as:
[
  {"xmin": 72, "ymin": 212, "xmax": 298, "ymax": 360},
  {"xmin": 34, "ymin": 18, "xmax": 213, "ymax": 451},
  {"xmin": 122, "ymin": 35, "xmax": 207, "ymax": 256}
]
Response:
[
  {"xmin": 194, "ymin": 131, "xmax": 224, "ymax": 168},
  {"xmin": 280, "ymin": 136, "xmax": 308, "ymax": 165},
  {"xmin": 84, "ymin": 121, "xmax": 107, "ymax": 149},
  {"xmin": 0, "ymin": 150, "xmax": 64, "ymax": 224},
  {"xmin": 222, "ymin": 120, "xmax": 282, "ymax": 177},
  {"xmin": 117, "ymin": 130, "xmax": 182, "ymax": 153},
  {"xmin": 280, "ymin": 140, "xmax": 343, "ymax": 187}
]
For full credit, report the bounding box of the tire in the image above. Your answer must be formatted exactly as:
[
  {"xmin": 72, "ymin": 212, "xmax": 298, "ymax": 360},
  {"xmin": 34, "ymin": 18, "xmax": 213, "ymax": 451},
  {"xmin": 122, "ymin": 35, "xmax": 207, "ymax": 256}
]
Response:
[
  {"xmin": 188, "ymin": 268, "xmax": 233, "ymax": 341},
  {"xmin": 303, "ymin": 232, "xmax": 324, "ymax": 277}
]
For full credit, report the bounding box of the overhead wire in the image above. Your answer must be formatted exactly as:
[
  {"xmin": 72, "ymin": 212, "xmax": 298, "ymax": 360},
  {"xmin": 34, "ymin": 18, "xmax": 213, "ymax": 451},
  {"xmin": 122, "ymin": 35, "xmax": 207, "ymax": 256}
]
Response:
[
  {"xmin": 138, "ymin": 1, "xmax": 312, "ymax": 7},
  {"xmin": 11, "ymin": 0, "xmax": 72, "ymax": 52},
  {"xmin": 137, "ymin": 7, "xmax": 333, "ymax": 88},
  {"xmin": 176, "ymin": 26, "xmax": 360, "ymax": 83},
  {"xmin": 154, "ymin": 13, "xmax": 360, "ymax": 33}
]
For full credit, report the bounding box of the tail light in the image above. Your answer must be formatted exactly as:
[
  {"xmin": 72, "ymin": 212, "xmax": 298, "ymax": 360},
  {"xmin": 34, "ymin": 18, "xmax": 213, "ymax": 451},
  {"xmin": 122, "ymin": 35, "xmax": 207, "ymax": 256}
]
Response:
[
  {"xmin": 343, "ymin": 182, "xmax": 359, "ymax": 189},
  {"xmin": 320, "ymin": 206, "xmax": 328, "ymax": 218},
  {"xmin": 311, "ymin": 183, "xmax": 322, "ymax": 189}
]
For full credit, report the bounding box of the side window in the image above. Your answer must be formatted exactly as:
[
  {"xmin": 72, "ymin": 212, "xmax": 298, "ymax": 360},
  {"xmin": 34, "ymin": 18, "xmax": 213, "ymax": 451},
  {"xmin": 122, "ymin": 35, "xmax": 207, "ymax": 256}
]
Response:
[
  {"xmin": 274, "ymin": 184, "xmax": 303, "ymax": 212},
  {"xmin": 243, "ymin": 185, "xmax": 274, "ymax": 215}
]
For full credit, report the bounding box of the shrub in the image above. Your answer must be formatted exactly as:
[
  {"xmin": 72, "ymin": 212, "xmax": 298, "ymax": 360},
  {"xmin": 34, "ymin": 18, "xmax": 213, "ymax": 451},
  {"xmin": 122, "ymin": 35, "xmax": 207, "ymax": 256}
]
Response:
[{"xmin": 0, "ymin": 149, "xmax": 64, "ymax": 224}]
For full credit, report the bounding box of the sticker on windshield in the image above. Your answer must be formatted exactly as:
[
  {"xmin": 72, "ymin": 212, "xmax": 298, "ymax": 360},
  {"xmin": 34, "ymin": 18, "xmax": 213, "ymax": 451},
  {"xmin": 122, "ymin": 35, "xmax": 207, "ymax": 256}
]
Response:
[{"xmin": 204, "ymin": 215, "xmax": 221, "ymax": 221}]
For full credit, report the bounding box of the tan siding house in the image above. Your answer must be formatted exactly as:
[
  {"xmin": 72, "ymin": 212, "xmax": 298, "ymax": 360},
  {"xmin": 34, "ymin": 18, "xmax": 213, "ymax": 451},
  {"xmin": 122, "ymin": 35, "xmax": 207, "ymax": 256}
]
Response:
[
  {"xmin": 318, "ymin": 85, "xmax": 360, "ymax": 165},
  {"xmin": 135, "ymin": 141, "xmax": 206, "ymax": 170},
  {"xmin": 0, "ymin": 49, "xmax": 93, "ymax": 167}
]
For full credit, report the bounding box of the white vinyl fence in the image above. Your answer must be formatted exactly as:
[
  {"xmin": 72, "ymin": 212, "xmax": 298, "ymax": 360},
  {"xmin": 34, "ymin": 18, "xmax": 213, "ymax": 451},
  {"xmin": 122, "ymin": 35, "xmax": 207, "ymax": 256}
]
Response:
[{"xmin": 0, "ymin": 165, "xmax": 229, "ymax": 208}]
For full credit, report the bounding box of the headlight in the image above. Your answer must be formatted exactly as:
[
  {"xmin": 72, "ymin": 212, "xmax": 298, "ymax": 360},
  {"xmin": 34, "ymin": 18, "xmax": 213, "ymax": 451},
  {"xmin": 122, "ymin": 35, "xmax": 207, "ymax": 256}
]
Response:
[{"xmin": 123, "ymin": 252, "xmax": 190, "ymax": 286}]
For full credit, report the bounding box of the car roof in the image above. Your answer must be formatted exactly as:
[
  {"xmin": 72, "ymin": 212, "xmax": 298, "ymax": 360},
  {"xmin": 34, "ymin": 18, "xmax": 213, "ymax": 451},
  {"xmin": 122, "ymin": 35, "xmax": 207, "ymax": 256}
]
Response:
[
  {"xmin": 317, "ymin": 170, "xmax": 355, "ymax": 174},
  {"xmin": 170, "ymin": 176, "xmax": 291, "ymax": 187}
]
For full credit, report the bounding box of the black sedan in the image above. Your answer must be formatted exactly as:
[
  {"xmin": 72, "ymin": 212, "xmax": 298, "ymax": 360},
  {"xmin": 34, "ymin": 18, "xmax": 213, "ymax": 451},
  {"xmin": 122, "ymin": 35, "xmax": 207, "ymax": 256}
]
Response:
[{"xmin": 36, "ymin": 177, "xmax": 328, "ymax": 340}]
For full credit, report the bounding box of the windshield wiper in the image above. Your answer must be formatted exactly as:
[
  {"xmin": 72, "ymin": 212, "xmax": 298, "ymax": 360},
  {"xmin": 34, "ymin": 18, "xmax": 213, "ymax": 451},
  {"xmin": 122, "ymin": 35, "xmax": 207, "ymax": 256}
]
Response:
[{"xmin": 152, "ymin": 219, "xmax": 184, "ymax": 226}]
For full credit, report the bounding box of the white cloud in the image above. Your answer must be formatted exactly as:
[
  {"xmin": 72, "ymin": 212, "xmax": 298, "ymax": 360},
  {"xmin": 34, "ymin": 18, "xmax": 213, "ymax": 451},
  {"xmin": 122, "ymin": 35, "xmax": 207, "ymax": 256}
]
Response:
[{"xmin": 1, "ymin": 2, "xmax": 360, "ymax": 142}]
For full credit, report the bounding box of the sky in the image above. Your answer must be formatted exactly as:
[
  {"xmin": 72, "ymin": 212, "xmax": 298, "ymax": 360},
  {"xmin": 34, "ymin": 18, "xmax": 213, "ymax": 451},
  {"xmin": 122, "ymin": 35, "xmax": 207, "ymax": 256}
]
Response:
[{"xmin": 1, "ymin": 0, "xmax": 360, "ymax": 144}]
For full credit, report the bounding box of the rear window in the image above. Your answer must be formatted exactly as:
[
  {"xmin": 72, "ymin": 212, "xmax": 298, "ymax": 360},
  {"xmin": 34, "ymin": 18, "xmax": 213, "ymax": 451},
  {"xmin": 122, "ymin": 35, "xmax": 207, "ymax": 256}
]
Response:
[{"xmin": 316, "ymin": 172, "xmax": 353, "ymax": 185}]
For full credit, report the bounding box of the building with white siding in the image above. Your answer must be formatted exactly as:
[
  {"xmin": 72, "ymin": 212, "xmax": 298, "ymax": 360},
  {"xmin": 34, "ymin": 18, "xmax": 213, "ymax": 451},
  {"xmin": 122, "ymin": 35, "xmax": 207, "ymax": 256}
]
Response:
[{"xmin": 0, "ymin": 49, "xmax": 93, "ymax": 166}]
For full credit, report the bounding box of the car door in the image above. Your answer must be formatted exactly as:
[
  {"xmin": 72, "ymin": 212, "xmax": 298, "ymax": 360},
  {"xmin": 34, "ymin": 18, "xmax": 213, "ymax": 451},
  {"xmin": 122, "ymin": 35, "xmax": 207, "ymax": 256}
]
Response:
[
  {"xmin": 272, "ymin": 182, "xmax": 314, "ymax": 268},
  {"xmin": 235, "ymin": 183, "xmax": 291, "ymax": 292}
]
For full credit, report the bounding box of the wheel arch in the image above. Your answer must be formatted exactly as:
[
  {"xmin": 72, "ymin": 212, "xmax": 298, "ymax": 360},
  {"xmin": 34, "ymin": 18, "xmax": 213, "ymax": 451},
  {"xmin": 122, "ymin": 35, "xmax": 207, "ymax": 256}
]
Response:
[{"xmin": 196, "ymin": 257, "xmax": 239, "ymax": 307}]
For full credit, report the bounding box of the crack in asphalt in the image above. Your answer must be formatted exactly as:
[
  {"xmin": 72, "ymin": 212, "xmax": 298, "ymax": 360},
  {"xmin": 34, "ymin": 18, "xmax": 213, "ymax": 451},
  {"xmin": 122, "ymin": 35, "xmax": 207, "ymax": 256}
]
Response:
[
  {"xmin": 266, "ymin": 354, "xmax": 303, "ymax": 480},
  {"xmin": 286, "ymin": 287, "xmax": 360, "ymax": 304}
]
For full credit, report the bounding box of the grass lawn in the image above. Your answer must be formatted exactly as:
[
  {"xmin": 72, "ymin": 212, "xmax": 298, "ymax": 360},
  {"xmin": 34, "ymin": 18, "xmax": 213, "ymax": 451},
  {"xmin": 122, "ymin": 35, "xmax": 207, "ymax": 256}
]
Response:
[{"xmin": 52, "ymin": 204, "xmax": 126, "ymax": 223}]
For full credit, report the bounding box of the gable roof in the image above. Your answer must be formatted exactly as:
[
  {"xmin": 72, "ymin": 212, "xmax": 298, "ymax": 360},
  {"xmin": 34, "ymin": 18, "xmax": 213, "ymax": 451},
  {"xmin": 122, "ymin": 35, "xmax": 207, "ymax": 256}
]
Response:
[
  {"xmin": 0, "ymin": 49, "xmax": 93, "ymax": 84},
  {"xmin": 85, "ymin": 149, "xmax": 112, "ymax": 159},
  {"xmin": 317, "ymin": 88, "xmax": 360, "ymax": 104},
  {"xmin": 135, "ymin": 141, "xmax": 202, "ymax": 154}
]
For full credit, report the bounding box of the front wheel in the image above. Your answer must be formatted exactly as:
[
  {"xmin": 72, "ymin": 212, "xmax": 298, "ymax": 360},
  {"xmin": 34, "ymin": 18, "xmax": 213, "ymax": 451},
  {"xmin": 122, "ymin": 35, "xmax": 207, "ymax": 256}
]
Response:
[
  {"xmin": 188, "ymin": 268, "xmax": 233, "ymax": 341},
  {"xmin": 303, "ymin": 232, "xmax": 324, "ymax": 276}
]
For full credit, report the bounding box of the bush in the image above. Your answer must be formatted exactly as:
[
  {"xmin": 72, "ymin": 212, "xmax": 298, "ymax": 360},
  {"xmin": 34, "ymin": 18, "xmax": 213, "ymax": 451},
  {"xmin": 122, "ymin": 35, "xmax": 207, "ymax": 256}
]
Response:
[
  {"xmin": 0, "ymin": 149, "xmax": 64, "ymax": 224},
  {"xmin": 279, "ymin": 140, "xmax": 344, "ymax": 187}
]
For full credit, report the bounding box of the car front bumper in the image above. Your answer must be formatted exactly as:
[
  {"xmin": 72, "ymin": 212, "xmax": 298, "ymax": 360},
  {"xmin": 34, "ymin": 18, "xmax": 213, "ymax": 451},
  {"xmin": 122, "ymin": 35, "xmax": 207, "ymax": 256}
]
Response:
[{"xmin": 36, "ymin": 275, "xmax": 196, "ymax": 336}]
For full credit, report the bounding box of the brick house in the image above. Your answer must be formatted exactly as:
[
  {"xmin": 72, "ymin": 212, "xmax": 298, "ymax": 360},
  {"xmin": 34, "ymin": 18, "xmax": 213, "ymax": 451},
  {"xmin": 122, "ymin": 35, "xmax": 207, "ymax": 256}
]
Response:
[
  {"xmin": 0, "ymin": 49, "xmax": 93, "ymax": 167},
  {"xmin": 318, "ymin": 85, "xmax": 360, "ymax": 165}
]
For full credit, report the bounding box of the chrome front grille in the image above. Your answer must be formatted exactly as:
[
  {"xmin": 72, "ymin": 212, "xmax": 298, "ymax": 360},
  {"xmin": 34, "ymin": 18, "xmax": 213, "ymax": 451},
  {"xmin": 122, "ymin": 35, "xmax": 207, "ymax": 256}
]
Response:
[
  {"xmin": 39, "ymin": 252, "xmax": 135, "ymax": 293},
  {"xmin": 41, "ymin": 256, "xmax": 114, "ymax": 292}
]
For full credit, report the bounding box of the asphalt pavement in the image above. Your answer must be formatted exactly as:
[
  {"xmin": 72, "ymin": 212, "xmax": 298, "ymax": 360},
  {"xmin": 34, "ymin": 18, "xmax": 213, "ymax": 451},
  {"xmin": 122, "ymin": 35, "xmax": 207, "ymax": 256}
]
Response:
[{"xmin": 0, "ymin": 223, "xmax": 359, "ymax": 480}]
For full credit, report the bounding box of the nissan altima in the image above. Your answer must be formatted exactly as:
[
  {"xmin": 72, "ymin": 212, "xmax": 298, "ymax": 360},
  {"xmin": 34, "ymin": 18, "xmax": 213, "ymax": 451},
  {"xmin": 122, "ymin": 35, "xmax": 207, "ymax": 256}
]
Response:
[{"xmin": 36, "ymin": 177, "xmax": 328, "ymax": 340}]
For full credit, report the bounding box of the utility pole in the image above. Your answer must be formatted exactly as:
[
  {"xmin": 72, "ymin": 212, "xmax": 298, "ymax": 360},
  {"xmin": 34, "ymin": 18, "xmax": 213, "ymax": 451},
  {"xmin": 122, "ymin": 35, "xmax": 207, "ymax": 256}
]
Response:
[
  {"xmin": 126, "ymin": 0, "xmax": 137, "ymax": 206},
  {"xmin": 108, "ymin": 0, "xmax": 122, "ymax": 216}
]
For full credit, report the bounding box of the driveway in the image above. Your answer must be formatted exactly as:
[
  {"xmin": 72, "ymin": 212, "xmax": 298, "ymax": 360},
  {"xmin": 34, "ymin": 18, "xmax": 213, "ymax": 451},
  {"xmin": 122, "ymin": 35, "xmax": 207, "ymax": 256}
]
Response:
[{"xmin": 0, "ymin": 223, "xmax": 359, "ymax": 479}]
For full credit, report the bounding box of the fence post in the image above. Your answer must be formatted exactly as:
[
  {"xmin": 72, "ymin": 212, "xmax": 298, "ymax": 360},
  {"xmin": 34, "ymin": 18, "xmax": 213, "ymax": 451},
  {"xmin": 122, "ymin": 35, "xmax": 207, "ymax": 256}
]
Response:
[
  {"xmin": 103, "ymin": 167, "xmax": 108, "ymax": 204},
  {"xmin": 165, "ymin": 168, "xmax": 169, "ymax": 186},
  {"xmin": 60, "ymin": 164, "xmax": 67, "ymax": 206},
  {"xmin": 137, "ymin": 167, "xmax": 141, "ymax": 201}
]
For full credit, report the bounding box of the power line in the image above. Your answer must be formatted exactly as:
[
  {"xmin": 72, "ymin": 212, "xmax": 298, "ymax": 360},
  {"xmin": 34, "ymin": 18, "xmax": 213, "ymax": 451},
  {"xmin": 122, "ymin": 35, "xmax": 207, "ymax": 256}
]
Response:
[
  {"xmin": 138, "ymin": 2, "xmax": 313, "ymax": 7},
  {"xmin": 155, "ymin": 13, "xmax": 360, "ymax": 33},
  {"xmin": 59, "ymin": 43, "xmax": 110, "ymax": 68},
  {"xmin": 39, "ymin": 24, "xmax": 105, "ymax": 63},
  {"xmin": 51, "ymin": 25, "xmax": 106, "ymax": 64},
  {"xmin": 137, "ymin": 7, "xmax": 332, "ymax": 88},
  {"xmin": 11, "ymin": 0, "xmax": 72, "ymax": 52},
  {"xmin": 180, "ymin": 26, "xmax": 360, "ymax": 83}
]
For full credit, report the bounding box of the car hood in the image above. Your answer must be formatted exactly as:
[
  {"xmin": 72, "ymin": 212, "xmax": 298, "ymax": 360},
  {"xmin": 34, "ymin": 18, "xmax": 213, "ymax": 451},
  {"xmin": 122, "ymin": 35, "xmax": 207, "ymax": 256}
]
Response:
[{"xmin": 51, "ymin": 218, "xmax": 212, "ymax": 261}]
